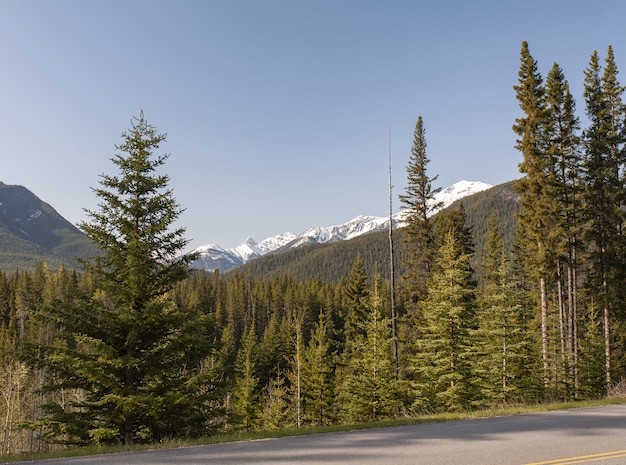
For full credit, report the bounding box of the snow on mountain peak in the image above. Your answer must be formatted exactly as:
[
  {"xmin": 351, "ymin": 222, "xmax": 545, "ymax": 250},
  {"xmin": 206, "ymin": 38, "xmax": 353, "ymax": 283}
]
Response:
[
  {"xmin": 233, "ymin": 238, "xmax": 263, "ymax": 262},
  {"xmin": 194, "ymin": 243, "xmax": 226, "ymax": 254},
  {"xmin": 436, "ymin": 180, "xmax": 492, "ymax": 210},
  {"xmin": 257, "ymin": 232, "xmax": 297, "ymax": 253},
  {"xmin": 190, "ymin": 180, "xmax": 492, "ymax": 271}
]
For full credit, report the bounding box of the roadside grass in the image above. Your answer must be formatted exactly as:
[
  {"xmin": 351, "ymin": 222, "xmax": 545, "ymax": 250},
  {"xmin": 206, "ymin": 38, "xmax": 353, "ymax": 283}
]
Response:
[{"xmin": 2, "ymin": 397, "xmax": 625, "ymax": 463}]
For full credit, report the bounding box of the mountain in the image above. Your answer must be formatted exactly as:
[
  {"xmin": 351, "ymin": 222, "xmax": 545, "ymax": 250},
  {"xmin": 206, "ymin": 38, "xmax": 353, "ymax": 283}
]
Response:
[
  {"xmin": 190, "ymin": 232, "xmax": 298, "ymax": 271},
  {"xmin": 0, "ymin": 181, "xmax": 99, "ymax": 271},
  {"xmin": 235, "ymin": 180, "xmax": 520, "ymax": 283},
  {"xmin": 189, "ymin": 180, "xmax": 492, "ymax": 272}
]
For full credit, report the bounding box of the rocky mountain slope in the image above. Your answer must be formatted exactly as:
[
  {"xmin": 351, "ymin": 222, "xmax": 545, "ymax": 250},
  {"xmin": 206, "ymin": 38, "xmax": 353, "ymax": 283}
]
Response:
[{"xmin": 0, "ymin": 181, "xmax": 98, "ymax": 271}]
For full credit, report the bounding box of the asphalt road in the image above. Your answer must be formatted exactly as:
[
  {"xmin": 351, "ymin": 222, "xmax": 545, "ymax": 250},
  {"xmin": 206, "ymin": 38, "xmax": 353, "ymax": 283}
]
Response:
[{"xmin": 22, "ymin": 404, "xmax": 626, "ymax": 465}]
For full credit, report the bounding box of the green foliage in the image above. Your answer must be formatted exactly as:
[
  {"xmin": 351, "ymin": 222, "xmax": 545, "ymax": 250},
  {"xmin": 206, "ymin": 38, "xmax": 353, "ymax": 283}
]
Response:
[
  {"xmin": 582, "ymin": 46, "xmax": 626, "ymax": 388},
  {"xmin": 411, "ymin": 230, "xmax": 478, "ymax": 412},
  {"xmin": 300, "ymin": 309, "xmax": 335, "ymax": 426},
  {"xmin": 232, "ymin": 325, "xmax": 260, "ymax": 431},
  {"xmin": 578, "ymin": 305, "xmax": 610, "ymax": 398},
  {"xmin": 259, "ymin": 371, "xmax": 291, "ymax": 430},
  {"xmin": 513, "ymin": 42, "xmax": 586, "ymax": 395},
  {"xmin": 337, "ymin": 277, "xmax": 400, "ymax": 422},
  {"xmin": 475, "ymin": 214, "xmax": 541, "ymax": 404},
  {"xmin": 341, "ymin": 255, "xmax": 369, "ymax": 350},
  {"xmin": 399, "ymin": 116, "xmax": 441, "ymax": 302},
  {"xmin": 24, "ymin": 113, "xmax": 214, "ymax": 446}
]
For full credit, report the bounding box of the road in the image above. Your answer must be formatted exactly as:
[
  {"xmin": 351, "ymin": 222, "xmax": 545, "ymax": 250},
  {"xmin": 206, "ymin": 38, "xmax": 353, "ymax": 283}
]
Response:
[{"xmin": 21, "ymin": 404, "xmax": 626, "ymax": 465}]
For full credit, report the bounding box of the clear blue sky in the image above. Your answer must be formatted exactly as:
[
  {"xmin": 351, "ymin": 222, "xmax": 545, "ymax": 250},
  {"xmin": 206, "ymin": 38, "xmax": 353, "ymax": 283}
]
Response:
[{"xmin": 2, "ymin": 1, "xmax": 625, "ymax": 250}]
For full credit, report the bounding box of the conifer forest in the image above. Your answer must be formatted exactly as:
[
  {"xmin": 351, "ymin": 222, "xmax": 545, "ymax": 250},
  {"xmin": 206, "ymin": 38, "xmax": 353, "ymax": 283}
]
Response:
[{"xmin": 2, "ymin": 42, "xmax": 626, "ymax": 454}]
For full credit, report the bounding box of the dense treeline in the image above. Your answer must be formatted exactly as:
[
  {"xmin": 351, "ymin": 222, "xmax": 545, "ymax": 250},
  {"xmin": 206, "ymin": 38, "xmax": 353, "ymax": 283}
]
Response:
[
  {"xmin": 2, "ymin": 42, "xmax": 626, "ymax": 454},
  {"xmin": 513, "ymin": 42, "xmax": 626, "ymax": 396},
  {"xmin": 0, "ymin": 250, "xmax": 535, "ymax": 453}
]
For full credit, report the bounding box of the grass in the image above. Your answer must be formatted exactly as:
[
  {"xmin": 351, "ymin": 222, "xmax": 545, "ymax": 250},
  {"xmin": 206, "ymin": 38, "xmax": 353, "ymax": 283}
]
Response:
[{"xmin": 2, "ymin": 397, "xmax": 625, "ymax": 463}]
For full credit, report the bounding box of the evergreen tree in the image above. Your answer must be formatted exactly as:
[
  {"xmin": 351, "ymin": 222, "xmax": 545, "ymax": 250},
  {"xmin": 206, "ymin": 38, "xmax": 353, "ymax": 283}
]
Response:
[
  {"xmin": 513, "ymin": 41, "xmax": 554, "ymax": 387},
  {"xmin": 476, "ymin": 213, "xmax": 538, "ymax": 403},
  {"xmin": 342, "ymin": 255, "xmax": 369, "ymax": 353},
  {"xmin": 582, "ymin": 47, "xmax": 626, "ymax": 389},
  {"xmin": 257, "ymin": 312, "xmax": 292, "ymax": 389},
  {"xmin": 288, "ymin": 318, "xmax": 305, "ymax": 428},
  {"xmin": 411, "ymin": 230, "xmax": 477, "ymax": 412},
  {"xmin": 544, "ymin": 61, "xmax": 583, "ymax": 395},
  {"xmin": 434, "ymin": 205, "xmax": 474, "ymax": 261},
  {"xmin": 577, "ymin": 304, "xmax": 608, "ymax": 398},
  {"xmin": 232, "ymin": 324, "xmax": 260, "ymax": 431},
  {"xmin": 338, "ymin": 276, "xmax": 399, "ymax": 422},
  {"xmin": 399, "ymin": 116, "xmax": 442, "ymax": 305},
  {"xmin": 301, "ymin": 309, "xmax": 335, "ymax": 426},
  {"xmin": 26, "ymin": 113, "xmax": 210, "ymax": 445},
  {"xmin": 259, "ymin": 370, "xmax": 291, "ymax": 430}
]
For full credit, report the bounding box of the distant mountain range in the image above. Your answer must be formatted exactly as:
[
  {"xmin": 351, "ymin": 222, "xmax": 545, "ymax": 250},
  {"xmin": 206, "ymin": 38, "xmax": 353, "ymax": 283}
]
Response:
[
  {"xmin": 189, "ymin": 180, "xmax": 492, "ymax": 272},
  {"xmin": 0, "ymin": 179, "xmax": 494, "ymax": 274},
  {"xmin": 234, "ymin": 180, "xmax": 520, "ymax": 283}
]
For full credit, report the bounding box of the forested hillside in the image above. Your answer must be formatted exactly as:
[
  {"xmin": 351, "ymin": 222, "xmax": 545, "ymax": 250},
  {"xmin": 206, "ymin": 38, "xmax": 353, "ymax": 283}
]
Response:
[{"xmin": 0, "ymin": 182, "xmax": 99, "ymax": 271}]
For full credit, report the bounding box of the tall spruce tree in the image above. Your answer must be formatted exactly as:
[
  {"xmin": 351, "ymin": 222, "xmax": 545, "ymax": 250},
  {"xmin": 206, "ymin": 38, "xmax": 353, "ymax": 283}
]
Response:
[
  {"xmin": 411, "ymin": 230, "xmax": 477, "ymax": 412},
  {"xmin": 582, "ymin": 47, "xmax": 626, "ymax": 389},
  {"xmin": 27, "ymin": 113, "xmax": 210, "ymax": 445},
  {"xmin": 513, "ymin": 41, "xmax": 553, "ymax": 387},
  {"xmin": 399, "ymin": 116, "xmax": 442, "ymax": 305},
  {"xmin": 544, "ymin": 62, "xmax": 582, "ymax": 394}
]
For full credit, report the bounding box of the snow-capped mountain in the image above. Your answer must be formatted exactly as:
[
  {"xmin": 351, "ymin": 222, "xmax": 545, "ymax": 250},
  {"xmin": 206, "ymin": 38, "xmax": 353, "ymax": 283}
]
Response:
[
  {"xmin": 189, "ymin": 180, "xmax": 492, "ymax": 272},
  {"xmin": 190, "ymin": 233, "xmax": 297, "ymax": 271},
  {"xmin": 436, "ymin": 180, "xmax": 492, "ymax": 210}
]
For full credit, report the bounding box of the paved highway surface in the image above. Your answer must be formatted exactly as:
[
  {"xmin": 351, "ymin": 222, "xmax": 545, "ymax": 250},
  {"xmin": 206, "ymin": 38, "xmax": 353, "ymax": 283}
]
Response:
[{"xmin": 22, "ymin": 404, "xmax": 626, "ymax": 464}]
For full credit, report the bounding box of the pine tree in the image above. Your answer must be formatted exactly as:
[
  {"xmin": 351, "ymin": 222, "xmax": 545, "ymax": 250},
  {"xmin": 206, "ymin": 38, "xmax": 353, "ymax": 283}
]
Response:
[
  {"xmin": 577, "ymin": 304, "xmax": 608, "ymax": 398},
  {"xmin": 26, "ymin": 113, "xmax": 210, "ymax": 445},
  {"xmin": 513, "ymin": 41, "xmax": 554, "ymax": 387},
  {"xmin": 434, "ymin": 205, "xmax": 474, "ymax": 259},
  {"xmin": 257, "ymin": 312, "xmax": 292, "ymax": 389},
  {"xmin": 544, "ymin": 61, "xmax": 583, "ymax": 395},
  {"xmin": 259, "ymin": 370, "xmax": 291, "ymax": 430},
  {"xmin": 338, "ymin": 276, "xmax": 399, "ymax": 422},
  {"xmin": 288, "ymin": 318, "xmax": 305, "ymax": 428},
  {"xmin": 399, "ymin": 116, "xmax": 442, "ymax": 305},
  {"xmin": 582, "ymin": 46, "xmax": 626, "ymax": 390},
  {"xmin": 232, "ymin": 324, "xmax": 260, "ymax": 431},
  {"xmin": 411, "ymin": 230, "xmax": 477, "ymax": 412},
  {"xmin": 476, "ymin": 213, "xmax": 538, "ymax": 403},
  {"xmin": 342, "ymin": 255, "xmax": 369, "ymax": 353},
  {"xmin": 300, "ymin": 309, "xmax": 335, "ymax": 426}
]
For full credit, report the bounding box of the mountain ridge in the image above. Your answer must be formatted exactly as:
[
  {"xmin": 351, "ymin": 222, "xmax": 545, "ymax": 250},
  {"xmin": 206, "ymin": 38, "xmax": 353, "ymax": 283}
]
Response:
[
  {"xmin": 0, "ymin": 181, "xmax": 99, "ymax": 271},
  {"xmin": 234, "ymin": 180, "xmax": 520, "ymax": 283},
  {"xmin": 189, "ymin": 180, "xmax": 492, "ymax": 272}
]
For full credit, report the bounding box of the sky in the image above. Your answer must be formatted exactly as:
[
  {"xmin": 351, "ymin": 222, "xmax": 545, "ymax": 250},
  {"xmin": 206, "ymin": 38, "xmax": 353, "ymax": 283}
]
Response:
[{"xmin": 2, "ymin": 1, "xmax": 626, "ymax": 251}]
